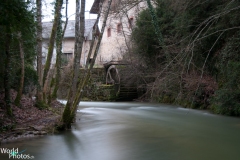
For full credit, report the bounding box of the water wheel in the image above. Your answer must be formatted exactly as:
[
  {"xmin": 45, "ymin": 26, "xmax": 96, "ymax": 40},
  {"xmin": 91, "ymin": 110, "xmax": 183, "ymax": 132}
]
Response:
[{"xmin": 105, "ymin": 64, "xmax": 138, "ymax": 101}]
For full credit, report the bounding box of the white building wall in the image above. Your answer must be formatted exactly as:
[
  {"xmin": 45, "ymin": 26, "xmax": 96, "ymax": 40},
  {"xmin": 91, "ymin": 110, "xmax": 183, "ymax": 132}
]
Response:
[
  {"xmin": 42, "ymin": 38, "xmax": 93, "ymax": 67},
  {"xmin": 95, "ymin": 0, "xmax": 147, "ymax": 66},
  {"xmin": 42, "ymin": 39, "xmax": 56, "ymax": 67}
]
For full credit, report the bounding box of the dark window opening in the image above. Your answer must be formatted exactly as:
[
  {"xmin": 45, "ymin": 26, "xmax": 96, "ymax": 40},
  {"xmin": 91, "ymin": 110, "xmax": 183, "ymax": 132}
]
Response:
[
  {"xmin": 129, "ymin": 17, "xmax": 134, "ymax": 29},
  {"xmin": 117, "ymin": 23, "xmax": 122, "ymax": 33},
  {"xmin": 61, "ymin": 53, "xmax": 73, "ymax": 66},
  {"xmin": 88, "ymin": 58, "xmax": 93, "ymax": 64},
  {"xmin": 107, "ymin": 28, "xmax": 111, "ymax": 37}
]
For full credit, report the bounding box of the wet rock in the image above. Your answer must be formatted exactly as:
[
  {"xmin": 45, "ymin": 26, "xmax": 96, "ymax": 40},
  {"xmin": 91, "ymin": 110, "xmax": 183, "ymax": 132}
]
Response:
[
  {"xmin": 40, "ymin": 131, "xmax": 47, "ymax": 135},
  {"xmin": 30, "ymin": 125, "xmax": 45, "ymax": 131}
]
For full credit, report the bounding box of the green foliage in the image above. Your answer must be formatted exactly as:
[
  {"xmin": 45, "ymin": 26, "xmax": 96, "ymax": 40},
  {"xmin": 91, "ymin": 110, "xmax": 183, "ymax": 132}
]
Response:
[
  {"xmin": 185, "ymin": 0, "xmax": 240, "ymax": 74},
  {"xmin": 0, "ymin": 124, "xmax": 15, "ymax": 133},
  {"xmin": 0, "ymin": 0, "xmax": 36, "ymax": 55},
  {"xmin": 132, "ymin": 0, "xmax": 175, "ymax": 67},
  {"xmin": 132, "ymin": 9, "xmax": 157, "ymax": 65},
  {"xmin": 131, "ymin": 0, "xmax": 240, "ymax": 115},
  {"xmin": 211, "ymin": 30, "xmax": 240, "ymax": 116},
  {"xmin": 0, "ymin": 0, "xmax": 36, "ymax": 91},
  {"xmin": 12, "ymin": 66, "xmax": 38, "ymax": 93}
]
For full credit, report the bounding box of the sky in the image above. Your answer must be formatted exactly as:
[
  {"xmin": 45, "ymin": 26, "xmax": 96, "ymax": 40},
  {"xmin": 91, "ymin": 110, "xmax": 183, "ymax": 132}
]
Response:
[{"xmin": 42, "ymin": 0, "xmax": 97, "ymax": 22}]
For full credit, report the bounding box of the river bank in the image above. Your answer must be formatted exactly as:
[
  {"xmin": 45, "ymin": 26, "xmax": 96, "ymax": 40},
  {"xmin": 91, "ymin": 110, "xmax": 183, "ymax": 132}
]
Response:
[{"xmin": 0, "ymin": 91, "xmax": 64, "ymax": 143}]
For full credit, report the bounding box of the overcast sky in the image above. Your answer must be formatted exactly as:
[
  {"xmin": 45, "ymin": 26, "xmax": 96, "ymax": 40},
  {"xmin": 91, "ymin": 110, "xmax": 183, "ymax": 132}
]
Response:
[{"xmin": 42, "ymin": 0, "xmax": 97, "ymax": 22}]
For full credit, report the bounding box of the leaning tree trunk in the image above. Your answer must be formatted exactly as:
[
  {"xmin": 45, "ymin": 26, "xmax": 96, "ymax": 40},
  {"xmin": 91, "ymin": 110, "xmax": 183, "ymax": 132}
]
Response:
[
  {"xmin": 14, "ymin": 33, "xmax": 25, "ymax": 106},
  {"xmin": 42, "ymin": 0, "xmax": 63, "ymax": 101},
  {"xmin": 51, "ymin": 20, "xmax": 62, "ymax": 100},
  {"xmin": 62, "ymin": 0, "xmax": 85, "ymax": 129},
  {"xmin": 72, "ymin": 0, "xmax": 113, "ymax": 113},
  {"xmin": 62, "ymin": 0, "xmax": 69, "ymax": 40},
  {"xmin": 85, "ymin": 13, "xmax": 100, "ymax": 69},
  {"xmin": 84, "ymin": 7, "xmax": 102, "ymax": 69},
  {"xmin": 84, "ymin": 0, "xmax": 103, "ymax": 69},
  {"xmin": 36, "ymin": 0, "xmax": 43, "ymax": 102}
]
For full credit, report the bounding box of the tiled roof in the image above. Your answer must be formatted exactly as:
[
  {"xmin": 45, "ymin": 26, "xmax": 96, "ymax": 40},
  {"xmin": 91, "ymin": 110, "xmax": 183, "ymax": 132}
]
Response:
[{"xmin": 42, "ymin": 19, "xmax": 96, "ymax": 40}]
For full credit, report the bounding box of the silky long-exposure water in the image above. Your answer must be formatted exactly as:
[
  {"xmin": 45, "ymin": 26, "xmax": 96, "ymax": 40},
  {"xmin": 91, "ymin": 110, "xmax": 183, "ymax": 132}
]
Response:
[{"xmin": 1, "ymin": 102, "xmax": 240, "ymax": 160}]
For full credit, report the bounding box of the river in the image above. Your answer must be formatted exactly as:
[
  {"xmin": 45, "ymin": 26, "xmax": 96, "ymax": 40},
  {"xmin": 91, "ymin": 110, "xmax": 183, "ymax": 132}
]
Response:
[{"xmin": 1, "ymin": 102, "xmax": 240, "ymax": 160}]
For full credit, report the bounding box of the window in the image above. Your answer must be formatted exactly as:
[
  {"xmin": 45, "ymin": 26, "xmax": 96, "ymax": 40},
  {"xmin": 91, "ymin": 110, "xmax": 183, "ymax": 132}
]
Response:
[
  {"xmin": 62, "ymin": 53, "xmax": 72, "ymax": 61},
  {"xmin": 117, "ymin": 23, "xmax": 122, "ymax": 33},
  {"xmin": 129, "ymin": 17, "xmax": 134, "ymax": 29},
  {"xmin": 107, "ymin": 28, "xmax": 111, "ymax": 37},
  {"xmin": 61, "ymin": 53, "xmax": 73, "ymax": 65},
  {"xmin": 88, "ymin": 58, "xmax": 93, "ymax": 64}
]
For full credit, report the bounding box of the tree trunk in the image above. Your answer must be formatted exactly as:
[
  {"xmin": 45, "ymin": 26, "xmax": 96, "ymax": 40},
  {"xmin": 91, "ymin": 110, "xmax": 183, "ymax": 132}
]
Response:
[
  {"xmin": 89, "ymin": 0, "xmax": 112, "ymax": 70},
  {"xmin": 72, "ymin": 0, "xmax": 113, "ymax": 114},
  {"xmin": 62, "ymin": 0, "xmax": 86, "ymax": 129},
  {"xmin": 4, "ymin": 32, "xmax": 12, "ymax": 116},
  {"xmin": 42, "ymin": 0, "xmax": 63, "ymax": 101},
  {"xmin": 52, "ymin": 0, "xmax": 68, "ymax": 100},
  {"xmin": 62, "ymin": 0, "xmax": 69, "ymax": 40},
  {"xmin": 51, "ymin": 20, "xmax": 62, "ymax": 100},
  {"xmin": 14, "ymin": 33, "xmax": 25, "ymax": 106},
  {"xmin": 36, "ymin": 0, "xmax": 43, "ymax": 102},
  {"xmin": 85, "ymin": 10, "xmax": 101, "ymax": 69}
]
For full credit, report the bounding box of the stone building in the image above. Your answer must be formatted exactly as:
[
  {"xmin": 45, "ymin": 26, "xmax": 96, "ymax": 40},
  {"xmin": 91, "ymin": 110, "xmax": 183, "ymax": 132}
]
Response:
[
  {"xmin": 42, "ymin": 0, "xmax": 147, "ymax": 68},
  {"xmin": 42, "ymin": 19, "xmax": 98, "ymax": 67},
  {"xmin": 90, "ymin": 0, "xmax": 147, "ymax": 65}
]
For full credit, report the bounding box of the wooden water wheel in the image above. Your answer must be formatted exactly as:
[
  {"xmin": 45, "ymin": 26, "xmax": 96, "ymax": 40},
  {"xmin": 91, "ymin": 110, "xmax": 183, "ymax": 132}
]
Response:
[{"xmin": 105, "ymin": 63, "xmax": 138, "ymax": 101}]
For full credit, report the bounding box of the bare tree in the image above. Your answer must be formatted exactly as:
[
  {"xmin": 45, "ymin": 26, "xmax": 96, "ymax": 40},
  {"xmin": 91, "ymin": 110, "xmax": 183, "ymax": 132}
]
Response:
[
  {"xmin": 51, "ymin": 0, "xmax": 69, "ymax": 100},
  {"xmin": 60, "ymin": 0, "xmax": 113, "ymax": 129},
  {"xmin": 42, "ymin": 0, "xmax": 63, "ymax": 101},
  {"xmin": 72, "ymin": 0, "xmax": 113, "ymax": 110},
  {"xmin": 62, "ymin": 0, "xmax": 86, "ymax": 129}
]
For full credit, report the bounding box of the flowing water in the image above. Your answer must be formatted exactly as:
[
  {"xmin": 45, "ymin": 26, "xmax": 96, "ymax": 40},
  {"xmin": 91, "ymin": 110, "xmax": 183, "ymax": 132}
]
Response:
[{"xmin": 1, "ymin": 102, "xmax": 240, "ymax": 160}]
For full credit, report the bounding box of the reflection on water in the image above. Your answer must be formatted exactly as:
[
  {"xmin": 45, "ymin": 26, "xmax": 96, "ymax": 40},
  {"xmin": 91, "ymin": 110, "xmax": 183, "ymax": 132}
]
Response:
[{"xmin": 1, "ymin": 102, "xmax": 240, "ymax": 160}]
